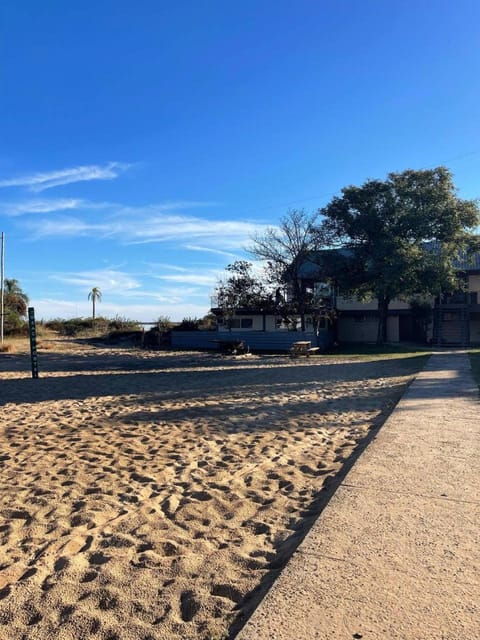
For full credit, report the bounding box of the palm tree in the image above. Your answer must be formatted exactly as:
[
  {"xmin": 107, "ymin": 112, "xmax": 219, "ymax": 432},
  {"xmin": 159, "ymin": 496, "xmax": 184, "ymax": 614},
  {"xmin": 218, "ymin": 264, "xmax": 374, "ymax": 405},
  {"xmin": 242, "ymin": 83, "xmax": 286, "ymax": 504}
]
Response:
[{"xmin": 88, "ymin": 287, "xmax": 102, "ymax": 321}]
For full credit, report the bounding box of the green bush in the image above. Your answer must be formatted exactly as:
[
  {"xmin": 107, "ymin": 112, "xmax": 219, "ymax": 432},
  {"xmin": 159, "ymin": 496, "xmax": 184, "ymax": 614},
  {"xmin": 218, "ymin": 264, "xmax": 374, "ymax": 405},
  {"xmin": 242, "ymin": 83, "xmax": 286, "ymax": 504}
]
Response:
[
  {"xmin": 45, "ymin": 317, "xmax": 102, "ymax": 336},
  {"xmin": 3, "ymin": 309, "xmax": 28, "ymax": 336},
  {"xmin": 199, "ymin": 313, "xmax": 217, "ymax": 330},
  {"xmin": 108, "ymin": 315, "xmax": 141, "ymax": 331},
  {"xmin": 157, "ymin": 315, "xmax": 173, "ymax": 331},
  {"xmin": 44, "ymin": 316, "xmax": 141, "ymax": 336}
]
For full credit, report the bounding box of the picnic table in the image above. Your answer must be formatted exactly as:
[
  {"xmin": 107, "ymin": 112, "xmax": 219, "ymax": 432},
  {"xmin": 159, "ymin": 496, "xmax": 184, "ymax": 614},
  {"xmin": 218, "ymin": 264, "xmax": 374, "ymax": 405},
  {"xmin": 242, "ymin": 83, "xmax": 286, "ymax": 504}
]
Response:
[{"xmin": 289, "ymin": 340, "xmax": 320, "ymax": 358}]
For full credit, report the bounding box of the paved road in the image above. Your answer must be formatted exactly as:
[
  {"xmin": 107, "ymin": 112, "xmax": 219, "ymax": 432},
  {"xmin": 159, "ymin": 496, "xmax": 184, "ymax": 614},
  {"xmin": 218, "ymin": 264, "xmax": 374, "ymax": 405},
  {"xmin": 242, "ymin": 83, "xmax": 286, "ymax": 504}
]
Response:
[{"xmin": 236, "ymin": 353, "xmax": 480, "ymax": 640}]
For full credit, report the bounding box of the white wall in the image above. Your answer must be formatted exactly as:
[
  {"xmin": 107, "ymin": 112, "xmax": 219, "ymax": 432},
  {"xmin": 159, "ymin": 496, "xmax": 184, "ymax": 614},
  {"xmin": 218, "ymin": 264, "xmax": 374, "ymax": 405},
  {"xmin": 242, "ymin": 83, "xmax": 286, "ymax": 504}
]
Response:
[
  {"xmin": 468, "ymin": 275, "xmax": 480, "ymax": 293},
  {"xmin": 218, "ymin": 314, "xmax": 318, "ymax": 333},
  {"xmin": 336, "ymin": 295, "xmax": 411, "ymax": 311},
  {"xmin": 265, "ymin": 315, "xmax": 277, "ymax": 331}
]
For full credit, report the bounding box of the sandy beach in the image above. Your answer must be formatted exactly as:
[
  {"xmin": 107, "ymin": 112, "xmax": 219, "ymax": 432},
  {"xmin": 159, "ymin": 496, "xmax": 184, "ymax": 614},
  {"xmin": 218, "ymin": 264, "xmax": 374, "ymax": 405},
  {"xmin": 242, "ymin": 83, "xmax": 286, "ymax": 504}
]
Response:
[{"xmin": 0, "ymin": 340, "xmax": 425, "ymax": 639}]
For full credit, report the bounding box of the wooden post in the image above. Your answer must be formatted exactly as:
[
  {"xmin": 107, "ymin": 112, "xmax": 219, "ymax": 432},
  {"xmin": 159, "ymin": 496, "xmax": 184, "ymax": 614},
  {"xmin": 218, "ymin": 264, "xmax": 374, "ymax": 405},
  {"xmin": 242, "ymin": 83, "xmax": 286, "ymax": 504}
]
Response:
[
  {"xmin": 28, "ymin": 307, "xmax": 39, "ymax": 379},
  {"xmin": 0, "ymin": 232, "xmax": 4, "ymax": 344}
]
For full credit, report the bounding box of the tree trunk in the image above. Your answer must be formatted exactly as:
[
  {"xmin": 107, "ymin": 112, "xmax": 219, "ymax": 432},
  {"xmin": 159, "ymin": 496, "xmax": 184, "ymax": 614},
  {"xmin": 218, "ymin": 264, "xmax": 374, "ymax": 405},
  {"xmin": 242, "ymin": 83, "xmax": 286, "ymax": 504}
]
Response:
[
  {"xmin": 376, "ymin": 295, "xmax": 389, "ymax": 345},
  {"xmin": 293, "ymin": 278, "xmax": 306, "ymax": 332},
  {"xmin": 92, "ymin": 299, "xmax": 96, "ymax": 321}
]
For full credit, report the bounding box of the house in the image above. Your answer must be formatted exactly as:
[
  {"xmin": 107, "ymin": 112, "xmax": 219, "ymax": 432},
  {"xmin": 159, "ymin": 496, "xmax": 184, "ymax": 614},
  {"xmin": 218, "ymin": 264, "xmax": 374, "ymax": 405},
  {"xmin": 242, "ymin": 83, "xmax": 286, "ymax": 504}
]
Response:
[
  {"xmin": 210, "ymin": 279, "xmax": 335, "ymax": 352},
  {"xmin": 432, "ymin": 252, "xmax": 480, "ymax": 345},
  {"xmin": 210, "ymin": 250, "xmax": 480, "ymax": 347}
]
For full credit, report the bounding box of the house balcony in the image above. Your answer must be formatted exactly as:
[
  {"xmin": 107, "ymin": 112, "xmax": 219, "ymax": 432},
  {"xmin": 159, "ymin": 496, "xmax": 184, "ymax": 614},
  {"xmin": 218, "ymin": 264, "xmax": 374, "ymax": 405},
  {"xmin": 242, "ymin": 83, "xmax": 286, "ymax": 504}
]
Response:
[{"xmin": 436, "ymin": 292, "xmax": 478, "ymax": 307}]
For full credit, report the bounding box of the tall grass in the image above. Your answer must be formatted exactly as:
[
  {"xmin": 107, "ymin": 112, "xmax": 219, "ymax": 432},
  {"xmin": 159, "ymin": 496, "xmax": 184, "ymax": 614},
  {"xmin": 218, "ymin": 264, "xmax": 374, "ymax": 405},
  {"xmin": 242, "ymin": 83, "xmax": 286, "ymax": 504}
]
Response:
[{"xmin": 44, "ymin": 316, "xmax": 141, "ymax": 337}]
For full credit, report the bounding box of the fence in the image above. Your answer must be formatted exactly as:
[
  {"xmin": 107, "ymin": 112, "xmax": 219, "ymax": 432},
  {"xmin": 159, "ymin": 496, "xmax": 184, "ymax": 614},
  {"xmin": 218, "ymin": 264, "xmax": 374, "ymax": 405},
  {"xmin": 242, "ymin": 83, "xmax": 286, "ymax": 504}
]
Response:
[{"xmin": 170, "ymin": 330, "xmax": 334, "ymax": 353}]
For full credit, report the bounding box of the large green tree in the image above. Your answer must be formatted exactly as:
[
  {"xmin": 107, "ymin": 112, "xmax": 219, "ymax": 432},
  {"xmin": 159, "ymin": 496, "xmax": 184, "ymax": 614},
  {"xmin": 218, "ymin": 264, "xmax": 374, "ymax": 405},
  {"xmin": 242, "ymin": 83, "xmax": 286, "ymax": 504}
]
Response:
[{"xmin": 318, "ymin": 167, "xmax": 480, "ymax": 343}]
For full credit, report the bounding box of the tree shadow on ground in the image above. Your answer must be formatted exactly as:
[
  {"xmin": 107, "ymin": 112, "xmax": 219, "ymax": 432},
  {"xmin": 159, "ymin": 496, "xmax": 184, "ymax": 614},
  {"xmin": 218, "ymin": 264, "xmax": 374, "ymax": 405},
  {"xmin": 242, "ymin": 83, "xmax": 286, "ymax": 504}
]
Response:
[{"xmin": 0, "ymin": 351, "xmax": 428, "ymax": 409}]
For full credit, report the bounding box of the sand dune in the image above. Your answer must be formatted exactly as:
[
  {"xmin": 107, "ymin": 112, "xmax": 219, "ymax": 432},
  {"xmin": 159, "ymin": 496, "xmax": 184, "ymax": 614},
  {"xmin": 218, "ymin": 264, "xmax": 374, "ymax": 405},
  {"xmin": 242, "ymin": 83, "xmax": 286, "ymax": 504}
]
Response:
[{"xmin": 0, "ymin": 340, "xmax": 424, "ymax": 639}]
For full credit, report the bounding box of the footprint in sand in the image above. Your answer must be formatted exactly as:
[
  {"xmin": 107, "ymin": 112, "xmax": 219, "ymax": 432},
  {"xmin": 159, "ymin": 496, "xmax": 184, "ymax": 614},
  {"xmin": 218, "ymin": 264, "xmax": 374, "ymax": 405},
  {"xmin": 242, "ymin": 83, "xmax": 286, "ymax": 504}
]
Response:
[
  {"xmin": 88, "ymin": 551, "xmax": 110, "ymax": 566},
  {"xmin": 179, "ymin": 590, "xmax": 201, "ymax": 622},
  {"xmin": 210, "ymin": 583, "xmax": 244, "ymax": 604},
  {"xmin": 80, "ymin": 569, "xmax": 98, "ymax": 583}
]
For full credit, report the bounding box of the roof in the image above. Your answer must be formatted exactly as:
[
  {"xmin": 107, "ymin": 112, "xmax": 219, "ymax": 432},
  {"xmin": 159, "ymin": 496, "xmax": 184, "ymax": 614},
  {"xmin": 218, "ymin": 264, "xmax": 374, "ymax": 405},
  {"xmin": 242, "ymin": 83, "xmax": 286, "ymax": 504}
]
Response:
[
  {"xmin": 297, "ymin": 243, "xmax": 480, "ymax": 278},
  {"xmin": 453, "ymin": 252, "xmax": 480, "ymax": 271}
]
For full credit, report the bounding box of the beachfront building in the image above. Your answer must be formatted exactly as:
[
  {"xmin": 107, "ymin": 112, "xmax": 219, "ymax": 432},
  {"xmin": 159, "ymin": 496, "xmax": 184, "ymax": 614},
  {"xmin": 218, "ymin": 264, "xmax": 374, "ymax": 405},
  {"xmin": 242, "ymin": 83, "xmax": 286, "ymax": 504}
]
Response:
[
  {"xmin": 210, "ymin": 251, "xmax": 480, "ymax": 347},
  {"xmin": 209, "ymin": 289, "xmax": 335, "ymax": 351},
  {"xmin": 432, "ymin": 253, "xmax": 480, "ymax": 345}
]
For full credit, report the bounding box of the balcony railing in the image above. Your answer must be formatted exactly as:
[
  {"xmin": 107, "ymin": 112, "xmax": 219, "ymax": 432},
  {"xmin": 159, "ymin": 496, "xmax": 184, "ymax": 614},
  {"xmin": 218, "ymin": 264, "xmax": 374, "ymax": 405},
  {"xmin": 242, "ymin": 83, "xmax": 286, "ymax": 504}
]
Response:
[{"xmin": 438, "ymin": 292, "xmax": 478, "ymax": 305}]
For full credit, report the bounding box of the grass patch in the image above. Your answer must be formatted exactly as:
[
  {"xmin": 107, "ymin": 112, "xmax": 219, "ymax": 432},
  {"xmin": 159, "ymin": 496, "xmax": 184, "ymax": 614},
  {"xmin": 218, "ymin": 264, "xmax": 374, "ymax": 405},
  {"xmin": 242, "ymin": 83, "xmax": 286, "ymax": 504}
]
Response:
[
  {"xmin": 324, "ymin": 342, "xmax": 431, "ymax": 360},
  {"xmin": 0, "ymin": 342, "xmax": 14, "ymax": 353}
]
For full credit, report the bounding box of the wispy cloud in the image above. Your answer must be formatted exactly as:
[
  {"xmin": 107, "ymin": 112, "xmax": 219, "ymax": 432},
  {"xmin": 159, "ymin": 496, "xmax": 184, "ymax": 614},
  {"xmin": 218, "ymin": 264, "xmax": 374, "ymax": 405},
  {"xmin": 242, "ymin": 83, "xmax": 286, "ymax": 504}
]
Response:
[
  {"xmin": 154, "ymin": 272, "xmax": 220, "ymax": 287},
  {"xmin": 23, "ymin": 207, "xmax": 270, "ymax": 250},
  {"xmin": 0, "ymin": 198, "xmax": 84, "ymax": 216},
  {"xmin": 0, "ymin": 162, "xmax": 131, "ymax": 192},
  {"xmin": 124, "ymin": 214, "xmax": 267, "ymax": 249},
  {"xmin": 49, "ymin": 268, "xmax": 140, "ymax": 292},
  {"xmin": 115, "ymin": 201, "xmax": 219, "ymax": 213},
  {"xmin": 24, "ymin": 216, "xmax": 105, "ymax": 238},
  {"xmin": 184, "ymin": 244, "xmax": 239, "ymax": 259},
  {"xmin": 144, "ymin": 262, "xmax": 190, "ymax": 272}
]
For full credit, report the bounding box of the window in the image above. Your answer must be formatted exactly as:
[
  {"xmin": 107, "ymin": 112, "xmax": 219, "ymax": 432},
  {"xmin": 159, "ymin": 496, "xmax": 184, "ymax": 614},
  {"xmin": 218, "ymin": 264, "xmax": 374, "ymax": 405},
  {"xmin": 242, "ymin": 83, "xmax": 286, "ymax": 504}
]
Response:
[
  {"xmin": 228, "ymin": 318, "xmax": 253, "ymax": 329},
  {"xmin": 314, "ymin": 282, "xmax": 331, "ymax": 297}
]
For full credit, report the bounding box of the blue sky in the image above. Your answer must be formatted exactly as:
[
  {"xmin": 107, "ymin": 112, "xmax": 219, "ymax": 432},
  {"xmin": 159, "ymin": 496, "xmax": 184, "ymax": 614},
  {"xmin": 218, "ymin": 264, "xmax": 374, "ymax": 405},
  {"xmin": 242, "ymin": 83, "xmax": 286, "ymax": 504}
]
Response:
[{"xmin": 1, "ymin": 0, "xmax": 480, "ymax": 322}]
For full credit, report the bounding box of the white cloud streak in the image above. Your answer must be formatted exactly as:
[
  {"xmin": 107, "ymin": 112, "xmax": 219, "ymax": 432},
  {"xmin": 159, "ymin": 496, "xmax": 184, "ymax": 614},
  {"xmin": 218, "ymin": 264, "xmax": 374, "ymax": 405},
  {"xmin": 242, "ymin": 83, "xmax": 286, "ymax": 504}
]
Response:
[
  {"xmin": 0, "ymin": 198, "xmax": 84, "ymax": 216},
  {"xmin": 24, "ymin": 217, "xmax": 104, "ymax": 238},
  {"xmin": 49, "ymin": 268, "xmax": 141, "ymax": 292},
  {"xmin": 0, "ymin": 162, "xmax": 131, "ymax": 192},
  {"xmin": 125, "ymin": 216, "xmax": 263, "ymax": 248},
  {"xmin": 23, "ymin": 208, "xmax": 269, "ymax": 251},
  {"xmin": 154, "ymin": 272, "xmax": 220, "ymax": 286},
  {"xmin": 183, "ymin": 244, "xmax": 239, "ymax": 259}
]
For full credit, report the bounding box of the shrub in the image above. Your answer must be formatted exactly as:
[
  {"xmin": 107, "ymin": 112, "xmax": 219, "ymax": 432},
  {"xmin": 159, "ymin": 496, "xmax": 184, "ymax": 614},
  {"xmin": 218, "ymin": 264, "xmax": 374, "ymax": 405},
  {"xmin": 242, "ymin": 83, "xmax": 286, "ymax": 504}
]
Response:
[
  {"xmin": 176, "ymin": 317, "xmax": 200, "ymax": 331},
  {"xmin": 108, "ymin": 315, "xmax": 141, "ymax": 331},
  {"xmin": 3, "ymin": 309, "xmax": 28, "ymax": 336},
  {"xmin": 45, "ymin": 317, "xmax": 101, "ymax": 336},
  {"xmin": 157, "ymin": 316, "xmax": 173, "ymax": 332},
  {"xmin": 44, "ymin": 316, "xmax": 141, "ymax": 337},
  {"xmin": 199, "ymin": 313, "xmax": 217, "ymax": 330}
]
